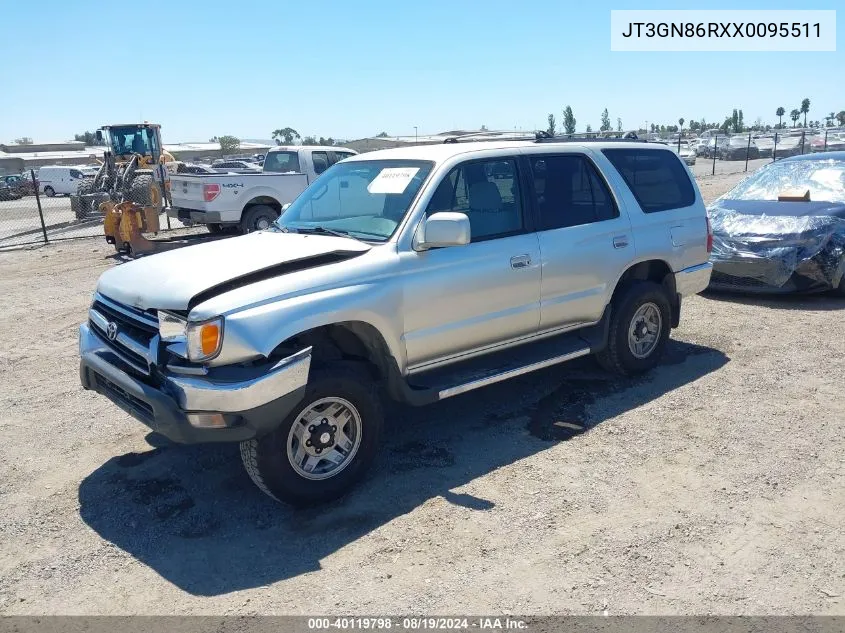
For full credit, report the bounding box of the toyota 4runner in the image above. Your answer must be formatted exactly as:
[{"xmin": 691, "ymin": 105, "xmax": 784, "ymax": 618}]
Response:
[{"xmin": 79, "ymin": 138, "xmax": 713, "ymax": 505}]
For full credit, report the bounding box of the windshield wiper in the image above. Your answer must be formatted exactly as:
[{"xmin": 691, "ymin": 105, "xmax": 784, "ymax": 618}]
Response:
[{"xmin": 287, "ymin": 225, "xmax": 361, "ymax": 240}]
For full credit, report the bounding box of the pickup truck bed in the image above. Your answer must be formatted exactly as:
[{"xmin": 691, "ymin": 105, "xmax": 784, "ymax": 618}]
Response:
[{"xmin": 169, "ymin": 172, "xmax": 309, "ymax": 227}]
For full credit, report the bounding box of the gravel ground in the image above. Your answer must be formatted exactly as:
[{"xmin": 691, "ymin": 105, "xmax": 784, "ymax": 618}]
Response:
[{"xmin": 0, "ymin": 169, "xmax": 843, "ymax": 615}]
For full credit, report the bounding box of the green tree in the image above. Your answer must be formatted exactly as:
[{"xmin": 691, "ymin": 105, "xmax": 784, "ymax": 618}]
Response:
[
  {"xmin": 600, "ymin": 108, "xmax": 611, "ymax": 132},
  {"xmin": 73, "ymin": 131, "xmax": 104, "ymax": 145},
  {"xmin": 546, "ymin": 113, "xmax": 556, "ymax": 136},
  {"xmin": 775, "ymin": 107, "xmax": 785, "ymax": 129},
  {"xmin": 14, "ymin": 137, "xmax": 33, "ymax": 145},
  {"xmin": 837, "ymin": 111, "xmax": 845, "ymax": 126},
  {"xmin": 376, "ymin": 131, "xmax": 389, "ymax": 138},
  {"xmin": 585, "ymin": 124, "xmax": 593, "ymax": 133},
  {"xmin": 217, "ymin": 135, "xmax": 240, "ymax": 155},
  {"xmin": 302, "ymin": 135, "xmax": 318, "ymax": 145},
  {"xmin": 616, "ymin": 117, "xmax": 623, "ymax": 132},
  {"xmin": 318, "ymin": 137, "xmax": 335, "ymax": 146},
  {"xmin": 790, "ymin": 109, "xmax": 800, "ymax": 127},
  {"xmin": 800, "ymin": 98, "xmax": 810, "ymax": 127},
  {"xmin": 678, "ymin": 117, "xmax": 685, "ymax": 132},
  {"xmin": 272, "ymin": 127, "xmax": 300, "ymax": 145},
  {"xmin": 562, "ymin": 106, "xmax": 576, "ymax": 134}
]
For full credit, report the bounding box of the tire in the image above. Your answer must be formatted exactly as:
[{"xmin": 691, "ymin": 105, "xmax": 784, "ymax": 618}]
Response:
[
  {"xmin": 43, "ymin": 186, "xmax": 55, "ymax": 197},
  {"xmin": 73, "ymin": 178, "xmax": 96, "ymax": 219},
  {"xmin": 240, "ymin": 363, "xmax": 384, "ymax": 506},
  {"xmin": 596, "ymin": 281, "xmax": 672, "ymax": 376},
  {"xmin": 240, "ymin": 204, "xmax": 278, "ymax": 233},
  {"xmin": 127, "ymin": 174, "xmax": 163, "ymax": 211}
]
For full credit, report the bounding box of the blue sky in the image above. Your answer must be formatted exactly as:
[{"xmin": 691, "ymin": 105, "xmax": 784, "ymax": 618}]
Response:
[{"xmin": 2, "ymin": 0, "xmax": 841, "ymax": 143}]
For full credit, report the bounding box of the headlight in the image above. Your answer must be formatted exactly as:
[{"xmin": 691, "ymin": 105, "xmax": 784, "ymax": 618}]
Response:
[
  {"xmin": 158, "ymin": 311, "xmax": 187, "ymax": 342},
  {"xmin": 186, "ymin": 317, "xmax": 224, "ymax": 362}
]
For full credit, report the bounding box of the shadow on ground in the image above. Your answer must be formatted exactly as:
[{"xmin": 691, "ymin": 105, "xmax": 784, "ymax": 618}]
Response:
[
  {"xmin": 78, "ymin": 339, "xmax": 728, "ymax": 596},
  {"xmin": 702, "ymin": 288, "xmax": 845, "ymax": 312}
]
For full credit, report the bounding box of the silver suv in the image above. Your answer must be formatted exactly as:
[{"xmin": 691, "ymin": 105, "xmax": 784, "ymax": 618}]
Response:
[{"xmin": 78, "ymin": 138, "xmax": 713, "ymax": 505}]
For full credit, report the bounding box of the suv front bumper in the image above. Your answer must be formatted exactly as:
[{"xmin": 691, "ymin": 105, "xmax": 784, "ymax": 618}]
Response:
[{"xmin": 79, "ymin": 323, "xmax": 310, "ymax": 443}]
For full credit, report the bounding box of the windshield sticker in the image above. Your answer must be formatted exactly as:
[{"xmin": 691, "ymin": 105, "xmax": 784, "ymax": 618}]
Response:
[{"xmin": 367, "ymin": 168, "xmax": 420, "ymax": 194}]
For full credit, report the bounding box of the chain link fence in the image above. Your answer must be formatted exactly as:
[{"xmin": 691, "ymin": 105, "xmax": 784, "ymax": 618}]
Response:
[
  {"xmin": 676, "ymin": 127, "xmax": 845, "ymax": 180},
  {"xmin": 0, "ymin": 167, "xmax": 188, "ymax": 249}
]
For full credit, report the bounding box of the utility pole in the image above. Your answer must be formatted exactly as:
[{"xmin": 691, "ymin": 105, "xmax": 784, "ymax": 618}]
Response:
[{"xmin": 414, "ymin": 126, "xmax": 418, "ymax": 143}]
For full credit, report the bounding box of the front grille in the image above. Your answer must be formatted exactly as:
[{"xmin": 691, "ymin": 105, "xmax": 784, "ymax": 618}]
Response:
[
  {"xmin": 89, "ymin": 295, "xmax": 159, "ymax": 375},
  {"xmin": 95, "ymin": 373, "xmax": 155, "ymax": 424},
  {"xmin": 710, "ymin": 271, "xmax": 773, "ymax": 289}
]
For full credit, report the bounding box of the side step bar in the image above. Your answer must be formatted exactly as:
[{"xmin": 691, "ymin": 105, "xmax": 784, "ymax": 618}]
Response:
[{"xmin": 437, "ymin": 347, "xmax": 591, "ymax": 400}]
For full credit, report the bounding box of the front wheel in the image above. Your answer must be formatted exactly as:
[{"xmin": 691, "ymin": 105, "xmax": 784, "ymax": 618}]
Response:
[
  {"xmin": 240, "ymin": 363, "xmax": 383, "ymax": 506},
  {"xmin": 596, "ymin": 281, "xmax": 672, "ymax": 376}
]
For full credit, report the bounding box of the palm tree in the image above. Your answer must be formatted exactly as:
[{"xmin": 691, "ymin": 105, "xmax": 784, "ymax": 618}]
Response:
[
  {"xmin": 678, "ymin": 117, "xmax": 685, "ymax": 131},
  {"xmin": 790, "ymin": 109, "xmax": 800, "ymax": 127},
  {"xmin": 776, "ymin": 107, "xmax": 785, "ymax": 129},
  {"xmin": 800, "ymin": 98, "xmax": 810, "ymax": 127},
  {"xmin": 837, "ymin": 111, "xmax": 845, "ymax": 127}
]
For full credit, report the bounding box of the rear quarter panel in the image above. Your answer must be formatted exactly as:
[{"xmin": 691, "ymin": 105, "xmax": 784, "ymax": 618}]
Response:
[{"xmin": 598, "ymin": 149, "xmax": 710, "ymax": 275}]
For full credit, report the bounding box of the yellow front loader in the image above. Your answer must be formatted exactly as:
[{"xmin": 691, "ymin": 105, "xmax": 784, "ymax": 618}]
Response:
[{"xmin": 74, "ymin": 123, "xmax": 179, "ymax": 256}]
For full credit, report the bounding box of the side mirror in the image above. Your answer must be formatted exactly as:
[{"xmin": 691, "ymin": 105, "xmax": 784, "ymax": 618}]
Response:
[
  {"xmin": 95, "ymin": 130, "xmax": 103, "ymax": 142},
  {"xmin": 414, "ymin": 212, "xmax": 471, "ymax": 250}
]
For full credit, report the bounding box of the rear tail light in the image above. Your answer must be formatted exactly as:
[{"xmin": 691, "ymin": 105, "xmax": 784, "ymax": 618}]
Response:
[
  {"xmin": 705, "ymin": 215, "xmax": 713, "ymax": 253},
  {"xmin": 203, "ymin": 184, "xmax": 220, "ymax": 202}
]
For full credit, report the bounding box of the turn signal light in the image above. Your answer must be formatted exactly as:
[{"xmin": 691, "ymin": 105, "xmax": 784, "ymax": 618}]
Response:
[{"xmin": 200, "ymin": 323, "xmax": 220, "ymax": 356}]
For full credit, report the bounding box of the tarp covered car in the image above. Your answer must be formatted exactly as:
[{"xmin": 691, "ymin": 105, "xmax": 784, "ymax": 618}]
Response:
[{"xmin": 708, "ymin": 153, "xmax": 845, "ymax": 294}]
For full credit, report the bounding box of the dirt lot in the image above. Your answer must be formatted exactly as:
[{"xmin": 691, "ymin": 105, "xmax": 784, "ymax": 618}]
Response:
[{"xmin": 0, "ymin": 168, "xmax": 843, "ymax": 616}]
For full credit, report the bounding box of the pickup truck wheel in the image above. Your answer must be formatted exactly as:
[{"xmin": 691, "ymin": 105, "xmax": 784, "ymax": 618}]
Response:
[
  {"xmin": 240, "ymin": 204, "xmax": 278, "ymax": 234},
  {"xmin": 596, "ymin": 281, "xmax": 671, "ymax": 376},
  {"xmin": 239, "ymin": 364, "xmax": 383, "ymax": 506}
]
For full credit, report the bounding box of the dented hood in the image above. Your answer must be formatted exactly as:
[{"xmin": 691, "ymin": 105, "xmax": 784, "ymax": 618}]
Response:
[{"xmin": 96, "ymin": 231, "xmax": 370, "ymax": 311}]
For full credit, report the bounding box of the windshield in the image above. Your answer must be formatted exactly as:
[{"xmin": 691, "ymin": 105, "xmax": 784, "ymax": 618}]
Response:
[
  {"xmin": 263, "ymin": 151, "xmax": 301, "ymax": 173},
  {"xmin": 107, "ymin": 126, "xmax": 159, "ymax": 157},
  {"xmin": 275, "ymin": 159, "xmax": 434, "ymax": 241},
  {"xmin": 722, "ymin": 159, "xmax": 845, "ymax": 203}
]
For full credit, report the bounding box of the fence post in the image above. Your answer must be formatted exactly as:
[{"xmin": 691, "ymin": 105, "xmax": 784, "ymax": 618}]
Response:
[
  {"xmin": 745, "ymin": 132, "xmax": 751, "ymax": 172},
  {"xmin": 824, "ymin": 129, "xmax": 828, "ymax": 152},
  {"xmin": 158, "ymin": 166, "xmax": 171, "ymax": 230},
  {"xmin": 800, "ymin": 130, "xmax": 806, "ymax": 155},
  {"xmin": 773, "ymin": 132, "xmax": 778, "ymax": 162},
  {"xmin": 712, "ymin": 134, "xmax": 717, "ymax": 176},
  {"xmin": 32, "ymin": 169, "xmax": 48, "ymax": 244}
]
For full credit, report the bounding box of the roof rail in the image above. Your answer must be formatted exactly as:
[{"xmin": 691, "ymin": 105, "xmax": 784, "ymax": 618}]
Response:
[{"xmin": 441, "ymin": 130, "xmax": 650, "ymax": 144}]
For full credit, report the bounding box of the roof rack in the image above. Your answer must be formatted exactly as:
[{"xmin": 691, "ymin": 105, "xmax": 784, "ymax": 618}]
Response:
[{"xmin": 442, "ymin": 130, "xmax": 648, "ymax": 144}]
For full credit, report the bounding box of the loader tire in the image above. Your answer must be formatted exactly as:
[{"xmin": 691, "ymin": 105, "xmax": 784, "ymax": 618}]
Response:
[
  {"xmin": 73, "ymin": 178, "xmax": 96, "ymax": 219},
  {"xmin": 127, "ymin": 174, "xmax": 163, "ymax": 212}
]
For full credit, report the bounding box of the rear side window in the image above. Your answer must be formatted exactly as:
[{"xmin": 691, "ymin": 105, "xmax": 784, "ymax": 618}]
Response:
[
  {"xmin": 312, "ymin": 151, "xmax": 330, "ymax": 174},
  {"xmin": 602, "ymin": 148, "xmax": 695, "ymax": 213},
  {"xmin": 529, "ymin": 155, "xmax": 619, "ymax": 230}
]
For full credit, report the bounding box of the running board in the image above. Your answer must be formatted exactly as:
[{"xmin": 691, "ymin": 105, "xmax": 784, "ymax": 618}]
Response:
[
  {"xmin": 403, "ymin": 329, "xmax": 599, "ymax": 405},
  {"xmin": 437, "ymin": 347, "xmax": 591, "ymax": 400}
]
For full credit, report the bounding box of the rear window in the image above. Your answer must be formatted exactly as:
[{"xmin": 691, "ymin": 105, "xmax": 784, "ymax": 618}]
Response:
[
  {"xmin": 602, "ymin": 149, "xmax": 695, "ymax": 213},
  {"xmin": 263, "ymin": 151, "xmax": 302, "ymax": 173}
]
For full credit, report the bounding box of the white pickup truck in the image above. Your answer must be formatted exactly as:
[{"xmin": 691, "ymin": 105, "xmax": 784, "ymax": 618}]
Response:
[{"xmin": 168, "ymin": 145, "xmax": 357, "ymax": 233}]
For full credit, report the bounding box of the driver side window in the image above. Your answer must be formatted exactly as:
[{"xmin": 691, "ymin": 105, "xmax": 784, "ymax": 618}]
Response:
[{"xmin": 425, "ymin": 158, "xmax": 523, "ymax": 242}]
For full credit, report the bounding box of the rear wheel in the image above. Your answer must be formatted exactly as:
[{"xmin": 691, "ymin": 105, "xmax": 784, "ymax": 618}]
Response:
[
  {"xmin": 240, "ymin": 363, "xmax": 383, "ymax": 506},
  {"xmin": 596, "ymin": 281, "xmax": 672, "ymax": 376},
  {"xmin": 43, "ymin": 186, "xmax": 55, "ymax": 197},
  {"xmin": 240, "ymin": 204, "xmax": 278, "ymax": 233}
]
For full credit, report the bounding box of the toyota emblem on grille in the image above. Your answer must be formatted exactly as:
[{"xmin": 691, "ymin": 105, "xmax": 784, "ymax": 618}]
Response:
[{"xmin": 106, "ymin": 321, "xmax": 118, "ymax": 341}]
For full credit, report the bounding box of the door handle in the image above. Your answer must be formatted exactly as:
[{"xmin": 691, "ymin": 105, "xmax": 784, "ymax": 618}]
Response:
[
  {"xmin": 612, "ymin": 235, "xmax": 629, "ymax": 249},
  {"xmin": 510, "ymin": 254, "xmax": 531, "ymax": 269}
]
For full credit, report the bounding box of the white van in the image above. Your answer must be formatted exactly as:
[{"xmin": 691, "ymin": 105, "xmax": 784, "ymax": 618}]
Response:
[{"xmin": 37, "ymin": 166, "xmax": 87, "ymax": 197}]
